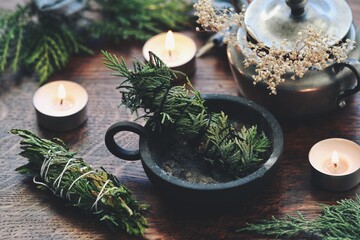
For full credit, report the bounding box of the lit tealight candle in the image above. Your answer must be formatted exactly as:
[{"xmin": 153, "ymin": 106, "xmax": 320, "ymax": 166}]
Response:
[
  {"xmin": 323, "ymin": 151, "xmax": 348, "ymax": 175},
  {"xmin": 309, "ymin": 138, "xmax": 360, "ymax": 191},
  {"xmin": 52, "ymin": 84, "xmax": 74, "ymax": 111},
  {"xmin": 142, "ymin": 30, "xmax": 197, "ymax": 78},
  {"xmin": 33, "ymin": 80, "xmax": 88, "ymax": 132},
  {"xmin": 165, "ymin": 30, "xmax": 175, "ymax": 58}
]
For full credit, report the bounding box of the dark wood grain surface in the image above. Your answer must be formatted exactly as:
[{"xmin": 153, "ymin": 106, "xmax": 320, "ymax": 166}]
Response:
[{"xmin": 1, "ymin": 1, "xmax": 360, "ymax": 239}]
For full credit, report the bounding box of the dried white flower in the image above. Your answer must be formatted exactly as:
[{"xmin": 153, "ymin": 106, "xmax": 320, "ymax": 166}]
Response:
[
  {"xmin": 245, "ymin": 27, "xmax": 354, "ymax": 94},
  {"xmin": 193, "ymin": 0, "xmax": 244, "ymax": 43},
  {"xmin": 193, "ymin": 1, "xmax": 355, "ymax": 95}
]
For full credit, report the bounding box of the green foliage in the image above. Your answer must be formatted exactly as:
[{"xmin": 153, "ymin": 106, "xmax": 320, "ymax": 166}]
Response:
[
  {"xmin": 204, "ymin": 113, "xmax": 270, "ymax": 177},
  {"xmin": 102, "ymin": 51, "xmax": 207, "ymax": 135},
  {"xmin": 24, "ymin": 14, "xmax": 92, "ymax": 83},
  {"xmin": 89, "ymin": 0, "xmax": 190, "ymax": 41},
  {"xmin": 0, "ymin": 3, "xmax": 91, "ymax": 83},
  {"xmin": 0, "ymin": 0, "xmax": 190, "ymax": 82},
  {"xmin": 10, "ymin": 129, "xmax": 148, "ymax": 236},
  {"xmin": 241, "ymin": 196, "xmax": 360, "ymax": 239},
  {"xmin": 102, "ymin": 50, "xmax": 271, "ymax": 178},
  {"xmin": 0, "ymin": 4, "xmax": 32, "ymax": 73}
]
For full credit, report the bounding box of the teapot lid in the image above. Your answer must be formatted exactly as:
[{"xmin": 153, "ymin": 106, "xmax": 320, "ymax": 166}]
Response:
[{"xmin": 244, "ymin": 0, "xmax": 352, "ymax": 49}]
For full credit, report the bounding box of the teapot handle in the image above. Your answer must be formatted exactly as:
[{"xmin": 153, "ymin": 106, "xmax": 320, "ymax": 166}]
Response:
[
  {"xmin": 105, "ymin": 121, "xmax": 145, "ymax": 160},
  {"xmin": 333, "ymin": 59, "xmax": 360, "ymax": 107}
]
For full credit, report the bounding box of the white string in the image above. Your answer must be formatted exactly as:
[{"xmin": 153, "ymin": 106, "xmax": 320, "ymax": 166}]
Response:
[
  {"xmin": 33, "ymin": 176, "xmax": 49, "ymax": 188},
  {"xmin": 36, "ymin": 151, "xmax": 115, "ymax": 212},
  {"xmin": 40, "ymin": 150, "xmax": 54, "ymax": 181},
  {"xmin": 91, "ymin": 180, "xmax": 110, "ymax": 212},
  {"xmin": 40, "ymin": 150, "xmax": 63, "ymax": 181},
  {"xmin": 66, "ymin": 170, "xmax": 95, "ymax": 201},
  {"xmin": 53, "ymin": 159, "xmax": 76, "ymax": 188},
  {"xmin": 59, "ymin": 188, "xmax": 64, "ymax": 198}
]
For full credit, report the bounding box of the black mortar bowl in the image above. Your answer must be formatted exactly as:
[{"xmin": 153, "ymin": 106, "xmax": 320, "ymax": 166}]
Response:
[{"xmin": 105, "ymin": 94, "xmax": 283, "ymax": 205}]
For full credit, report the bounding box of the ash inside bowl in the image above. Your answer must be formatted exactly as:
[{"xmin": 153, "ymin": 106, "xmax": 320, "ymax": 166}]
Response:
[{"xmin": 157, "ymin": 139, "xmax": 235, "ymax": 184}]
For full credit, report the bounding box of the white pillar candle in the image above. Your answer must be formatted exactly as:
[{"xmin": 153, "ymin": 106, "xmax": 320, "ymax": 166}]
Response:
[
  {"xmin": 309, "ymin": 138, "xmax": 360, "ymax": 191},
  {"xmin": 142, "ymin": 31, "xmax": 197, "ymax": 78},
  {"xmin": 33, "ymin": 80, "xmax": 88, "ymax": 132}
]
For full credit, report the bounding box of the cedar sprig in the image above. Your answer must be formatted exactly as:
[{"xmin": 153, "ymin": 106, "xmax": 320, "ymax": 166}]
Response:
[
  {"xmin": 241, "ymin": 196, "xmax": 360, "ymax": 239},
  {"xmin": 0, "ymin": 4, "xmax": 31, "ymax": 73},
  {"xmin": 88, "ymin": 0, "xmax": 190, "ymax": 42},
  {"xmin": 10, "ymin": 129, "xmax": 148, "ymax": 236},
  {"xmin": 102, "ymin": 50, "xmax": 207, "ymax": 136},
  {"xmin": 0, "ymin": 2, "xmax": 91, "ymax": 83},
  {"xmin": 102, "ymin": 50, "xmax": 270, "ymax": 178},
  {"xmin": 204, "ymin": 112, "xmax": 270, "ymax": 177},
  {"xmin": 24, "ymin": 14, "xmax": 92, "ymax": 82},
  {"xmin": 0, "ymin": 0, "xmax": 190, "ymax": 83}
]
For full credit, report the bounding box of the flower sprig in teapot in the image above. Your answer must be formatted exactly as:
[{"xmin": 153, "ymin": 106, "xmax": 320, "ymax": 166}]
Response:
[{"xmin": 194, "ymin": 0, "xmax": 354, "ymax": 94}]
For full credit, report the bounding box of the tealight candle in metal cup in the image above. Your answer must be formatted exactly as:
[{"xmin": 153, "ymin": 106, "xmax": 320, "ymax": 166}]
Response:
[
  {"xmin": 309, "ymin": 138, "xmax": 360, "ymax": 191},
  {"xmin": 142, "ymin": 30, "xmax": 197, "ymax": 78},
  {"xmin": 33, "ymin": 80, "xmax": 88, "ymax": 132}
]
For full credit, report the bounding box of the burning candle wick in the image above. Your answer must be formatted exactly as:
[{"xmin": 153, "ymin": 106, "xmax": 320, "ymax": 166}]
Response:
[
  {"xmin": 165, "ymin": 30, "xmax": 175, "ymax": 59},
  {"xmin": 58, "ymin": 84, "xmax": 66, "ymax": 106},
  {"xmin": 322, "ymin": 150, "xmax": 348, "ymax": 175}
]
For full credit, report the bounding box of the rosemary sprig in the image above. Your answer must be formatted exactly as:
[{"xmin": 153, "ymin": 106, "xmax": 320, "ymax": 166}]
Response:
[
  {"xmin": 241, "ymin": 196, "xmax": 360, "ymax": 239},
  {"xmin": 10, "ymin": 129, "xmax": 148, "ymax": 236},
  {"xmin": 102, "ymin": 50, "xmax": 270, "ymax": 178}
]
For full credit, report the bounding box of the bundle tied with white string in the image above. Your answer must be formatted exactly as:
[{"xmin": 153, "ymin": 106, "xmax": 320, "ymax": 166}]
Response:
[{"xmin": 10, "ymin": 129, "xmax": 148, "ymax": 236}]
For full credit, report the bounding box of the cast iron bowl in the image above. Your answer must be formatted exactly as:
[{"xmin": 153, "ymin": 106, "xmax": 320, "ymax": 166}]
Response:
[{"xmin": 105, "ymin": 94, "xmax": 283, "ymax": 205}]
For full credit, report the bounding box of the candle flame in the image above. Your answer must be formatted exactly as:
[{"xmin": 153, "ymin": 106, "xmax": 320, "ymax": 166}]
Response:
[
  {"xmin": 331, "ymin": 151, "xmax": 339, "ymax": 167},
  {"xmin": 58, "ymin": 84, "xmax": 66, "ymax": 103},
  {"xmin": 165, "ymin": 30, "xmax": 175, "ymax": 56}
]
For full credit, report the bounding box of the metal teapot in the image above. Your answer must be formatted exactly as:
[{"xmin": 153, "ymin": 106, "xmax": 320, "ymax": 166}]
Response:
[{"xmin": 227, "ymin": 0, "xmax": 360, "ymax": 119}]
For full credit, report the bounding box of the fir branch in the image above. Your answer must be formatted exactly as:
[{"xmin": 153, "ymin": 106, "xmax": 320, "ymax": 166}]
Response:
[
  {"xmin": 10, "ymin": 129, "xmax": 148, "ymax": 236},
  {"xmin": 241, "ymin": 196, "xmax": 360, "ymax": 239},
  {"xmin": 88, "ymin": 0, "xmax": 191, "ymax": 41},
  {"xmin": 102, "ymin": 50, "xmax": 271, "ymax": 178}
]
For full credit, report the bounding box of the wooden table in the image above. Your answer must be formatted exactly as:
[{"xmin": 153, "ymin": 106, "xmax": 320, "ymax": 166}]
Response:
[{"xmin": 1, "ymin": 1, "xmax": 360, "ymax": 239}]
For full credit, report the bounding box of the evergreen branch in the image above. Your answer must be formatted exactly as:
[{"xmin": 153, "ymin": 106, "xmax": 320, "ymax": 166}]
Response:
[
  {"xmin": 0, "ymin": 0, "xmax": 190, "ymax": 82},
  {"xmin": 241, "ymin": 196, "xmax": 360, "ymax": 239},
  {"xmin": 10, "ymin": 129, "xmax": 148, "ymax": 236},
  {"xmin": 88, "ymin": 0, "xmax": 191, "ymax": 41},
  {"xmin": 0, "ymin": 4, "xmax": 31, "ymax": 72},
  {"xmin": 12, "ymin": 25, "xmax": 23, "ymax": 72},
  {"xmin": 0, "ymin": 3, "xmax": 92, "ymax": 83},
  {"xmin": 102, "ymin": 50, "xmax": 271, "ymax": 178},
  {"xmin": 23, "ymin": 15, "xmax": 92, "ymax": 83}
]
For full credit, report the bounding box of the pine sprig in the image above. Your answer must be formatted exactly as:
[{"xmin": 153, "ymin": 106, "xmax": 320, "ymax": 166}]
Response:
[
  {"xmin": 241, "ymin": 196, "xmax": 360, "ymax": 239},
  {"xmin": 102, "ymin": 50, "xmax": 271, "ymax": 178},
  {"xmin": 10, "ymin": 129, "xmax": 148, "ymax": 236},
  {"xmin": 89, "ymin": 0, "xmax": 190, "ymax": 41}
]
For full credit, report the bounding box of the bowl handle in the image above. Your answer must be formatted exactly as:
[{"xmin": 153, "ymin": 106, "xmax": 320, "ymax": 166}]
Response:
[
  {"xmin": 105, "ymin": 121, "xmax": 144, "ymax": 161},
  {"xmin": 333, "ymin": 58, "xmax": 360, "ymax": 107}
]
